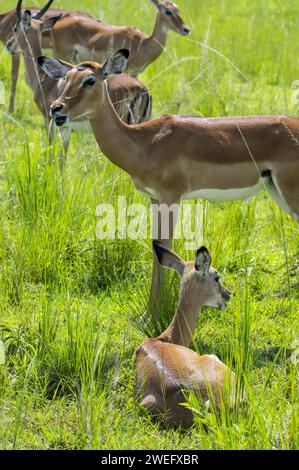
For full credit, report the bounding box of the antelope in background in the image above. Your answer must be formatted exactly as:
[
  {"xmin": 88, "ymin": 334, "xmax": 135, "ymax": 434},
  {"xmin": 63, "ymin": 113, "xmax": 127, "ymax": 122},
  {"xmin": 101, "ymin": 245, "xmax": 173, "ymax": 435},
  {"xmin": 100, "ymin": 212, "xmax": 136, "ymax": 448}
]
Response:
[
  {"xmin": 43, "ymin": 0, "xmax": 190, "ymax": 77},
  {"xmin": 0, "ymin": 0, "xmax": 189, "ymax": 113},
  {"xmin": 38, "ymin": 49, "xmax": 299, "ymax": 305},
  {"xmin": 6, "ymin": 2, "xmax": 152, "ymax": 165},
  {"xmin": 135, "ymin": 241, "xmax": 237, "ymax": 427}
]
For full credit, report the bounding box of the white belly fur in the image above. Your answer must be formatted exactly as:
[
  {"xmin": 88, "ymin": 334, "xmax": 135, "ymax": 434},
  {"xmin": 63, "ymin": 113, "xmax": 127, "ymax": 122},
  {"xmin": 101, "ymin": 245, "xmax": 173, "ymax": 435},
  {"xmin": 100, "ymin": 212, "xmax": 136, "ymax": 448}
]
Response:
[
  {"xmin": 182, "ymin": 179, "xmax": 265, "ymax": 202},
  {"xmin": 138, "ymin": 179, "xmax": 266, "ymax": 203}
]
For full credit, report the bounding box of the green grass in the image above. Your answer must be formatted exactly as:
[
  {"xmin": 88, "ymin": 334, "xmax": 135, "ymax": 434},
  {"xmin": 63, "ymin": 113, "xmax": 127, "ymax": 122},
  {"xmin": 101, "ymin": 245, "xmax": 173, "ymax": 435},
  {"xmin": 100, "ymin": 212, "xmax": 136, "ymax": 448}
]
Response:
[{"xmin": 0, "ymin": 0, "xmax": 298, "ymax": 450}]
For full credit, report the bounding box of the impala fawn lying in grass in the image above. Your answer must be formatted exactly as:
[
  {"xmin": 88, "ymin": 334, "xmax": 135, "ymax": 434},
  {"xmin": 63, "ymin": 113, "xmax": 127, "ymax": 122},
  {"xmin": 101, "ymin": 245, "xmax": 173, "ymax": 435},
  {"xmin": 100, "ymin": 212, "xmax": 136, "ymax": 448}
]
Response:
[{"xmin": 135, "ymin": 241, "xmax": 242, "ymax": 427}]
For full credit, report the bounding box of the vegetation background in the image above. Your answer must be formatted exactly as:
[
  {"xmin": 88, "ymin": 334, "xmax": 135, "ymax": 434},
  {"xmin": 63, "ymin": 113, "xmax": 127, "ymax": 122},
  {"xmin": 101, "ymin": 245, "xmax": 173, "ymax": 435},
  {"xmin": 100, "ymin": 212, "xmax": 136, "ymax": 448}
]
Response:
[{"xmin": 0, "ymin": 0, "xmax": 298, "ymax": 449}]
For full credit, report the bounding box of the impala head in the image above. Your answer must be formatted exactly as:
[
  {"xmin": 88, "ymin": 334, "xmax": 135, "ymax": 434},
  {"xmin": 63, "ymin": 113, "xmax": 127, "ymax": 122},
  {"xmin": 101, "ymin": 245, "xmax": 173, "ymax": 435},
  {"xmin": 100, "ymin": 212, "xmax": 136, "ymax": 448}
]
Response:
[
  {"xmin": 37, "ymin": 49, "xmax": 130, "ymax": 127},
  {"xmin": 150, "ymin": 0, "xmax": 190, "ymax": 36},
  {"xmin": 153, "ymin": 241, "xmax": 231, "ymax": 311},
  {"xmin": 6, "ymin": 0, "xmax": 60, "ymax": 55}
]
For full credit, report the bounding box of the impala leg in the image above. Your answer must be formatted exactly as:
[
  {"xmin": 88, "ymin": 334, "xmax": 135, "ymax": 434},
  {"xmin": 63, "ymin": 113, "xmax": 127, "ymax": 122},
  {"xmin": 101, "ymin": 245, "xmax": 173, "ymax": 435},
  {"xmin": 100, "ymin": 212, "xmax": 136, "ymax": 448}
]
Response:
[
  {"xmin": 45, "ymin": 118, "xmax": 57, "ymax": 167},
  {"xmin": 47, "ymin": 118, "xmax": 54, "ymax": 146},
  {"xmin": 149, "ymin": 199, "xmax": 180, "ymax": 311},
  {"xmin": 59, "ymin": 127, "xmax": 71, "ymax": 172},
  {"xmin": 149, "ymin": 240, "xmax": 171, "ymax": 312},
  {"xmin": 8, "ymin": 54, "xmax": 20, "ymax": 114},
  {"xmin": 46, "ymin": 121, "xmax": 70, "ymax": 172}
]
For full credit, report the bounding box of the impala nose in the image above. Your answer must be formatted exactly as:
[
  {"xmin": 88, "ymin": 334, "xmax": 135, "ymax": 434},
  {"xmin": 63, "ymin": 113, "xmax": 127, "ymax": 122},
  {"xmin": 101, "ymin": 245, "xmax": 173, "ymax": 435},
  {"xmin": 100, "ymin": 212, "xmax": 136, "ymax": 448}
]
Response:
[{"xmin": 182, "ymin": 27, "xmax": 190, "ymax": 36}]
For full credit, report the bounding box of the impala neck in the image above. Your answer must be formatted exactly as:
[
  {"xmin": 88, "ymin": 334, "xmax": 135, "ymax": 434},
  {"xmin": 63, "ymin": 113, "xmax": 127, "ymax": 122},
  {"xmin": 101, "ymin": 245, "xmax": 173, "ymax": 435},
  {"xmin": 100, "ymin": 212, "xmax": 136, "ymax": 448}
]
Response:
[
  {"xmin": 89, "ymin": 84, "xmax": 141, "ymax": 176},
  {"xmin": 21, "ymin": 34, "xmax": 52, "ymax": 120},
  {"xmin": 142, "ymin": 13, "xmax": 169, "ymax": 66},
  {"xmin": 158, "ymin": 283, "xmax": 204, "ymax": 347},
  {"xmin": 21, "ymin": 34, "xmax": 43, "ymax": 87},
  {"xmin": 24, "ymin": 55, "xmax": 42, "ymax": 91}
]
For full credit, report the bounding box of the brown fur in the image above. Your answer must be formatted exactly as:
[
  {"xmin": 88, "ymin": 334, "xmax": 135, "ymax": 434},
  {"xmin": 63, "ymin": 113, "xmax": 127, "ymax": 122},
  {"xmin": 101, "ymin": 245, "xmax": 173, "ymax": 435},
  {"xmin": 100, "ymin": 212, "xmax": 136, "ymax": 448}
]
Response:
[{"xmin": 134, "ymin": 243, "xmax": 237, "ymax": 427}]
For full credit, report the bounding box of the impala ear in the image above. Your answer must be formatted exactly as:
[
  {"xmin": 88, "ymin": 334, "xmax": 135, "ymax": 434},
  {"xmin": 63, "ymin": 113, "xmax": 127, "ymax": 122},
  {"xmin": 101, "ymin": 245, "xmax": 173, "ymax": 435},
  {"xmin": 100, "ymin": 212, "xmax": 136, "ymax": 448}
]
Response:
[
  {"xmin": 153, "ymin": 240, "xmax": 185, "ymax": 276},
  {"xmin": 195, "ymin": 246, "xmax": 211, "ymax": 278},
  {"xmin": 40, "ymin": 14, "xmax": 62, "ymax": 32},
  {"xmin": 100, "ymin": 49, "xmax": 129, "ymax": 80},
  {"xmin": 37, "ymin": 56, "xmax": 73, "ymax": 79},
  {"xmin": 150, "ymin": 0, "xmax": 162, "ymax": 10},
  {"xmin": 22, "ymin": 10, "xmax": 32, "ymax": 28}
]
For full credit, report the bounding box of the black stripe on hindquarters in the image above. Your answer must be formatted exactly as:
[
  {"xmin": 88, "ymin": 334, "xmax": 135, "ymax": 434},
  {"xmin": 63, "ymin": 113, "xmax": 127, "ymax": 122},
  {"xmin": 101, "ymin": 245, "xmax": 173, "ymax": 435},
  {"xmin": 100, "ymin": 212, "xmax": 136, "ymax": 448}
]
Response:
[{"xmin": 261, "ymin": 169, "xmax": 271, "ymax": 178}]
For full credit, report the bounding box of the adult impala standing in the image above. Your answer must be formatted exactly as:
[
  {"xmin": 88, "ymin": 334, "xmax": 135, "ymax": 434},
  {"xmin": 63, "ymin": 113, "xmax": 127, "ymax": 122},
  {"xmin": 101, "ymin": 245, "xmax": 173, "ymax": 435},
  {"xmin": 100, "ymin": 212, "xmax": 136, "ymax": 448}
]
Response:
[
  {"xmin": 38, "ymin": 50, "xmax": 299, "ymax": 305},
  {"xmin": 44, "ymin": 0, "xmax": 190, "ymax": 76}
]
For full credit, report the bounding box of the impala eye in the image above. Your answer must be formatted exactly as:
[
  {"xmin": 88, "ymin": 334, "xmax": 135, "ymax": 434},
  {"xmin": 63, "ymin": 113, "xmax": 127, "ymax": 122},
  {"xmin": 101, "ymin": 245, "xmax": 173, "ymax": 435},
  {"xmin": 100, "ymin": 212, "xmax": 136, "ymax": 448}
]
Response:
[
  {"xmin": 215, "ymin": 275, "xmax": 220, "ymax": 283},
  {"xmin": 83, "ymin": 77, "xmax": 96, "ymax": 88},
  {"xmin": 165, "ymin": 9, "xmax": 173, "ymax": 16}
]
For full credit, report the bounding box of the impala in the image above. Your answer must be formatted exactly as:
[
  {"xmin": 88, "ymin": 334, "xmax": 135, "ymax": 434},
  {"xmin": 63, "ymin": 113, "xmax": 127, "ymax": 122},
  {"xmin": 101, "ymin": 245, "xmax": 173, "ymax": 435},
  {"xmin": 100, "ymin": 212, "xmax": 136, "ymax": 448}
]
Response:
[
  {"xmin": 1, "ymin": 0, "xmax": 189, "ymax": 113},
  {"xmin": 6, "ymin": 2, "xmax": 152, "ymax": 165},
  {"xmin": 39, "ymin": 0, "xmax": 190, "ymax": 76},
  {"xmin": 135, "ymin": 241, "xmax": 237, "ymax": 427},
  {"xmin": 38, "ymin": 49, "xmax": 299, "ymax": 303}
]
